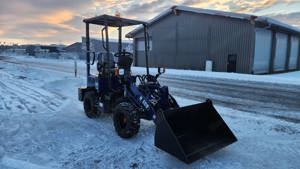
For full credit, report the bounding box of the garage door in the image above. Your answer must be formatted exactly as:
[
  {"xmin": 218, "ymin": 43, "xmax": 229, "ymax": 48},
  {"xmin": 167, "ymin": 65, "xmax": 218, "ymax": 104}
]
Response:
[
  {"xmin": 253, "ymin": 28, "xmax": 272, "ymax": 74},
  {"xmin": 274, "ymin": 33, "xmax": 288, "ymax": 71},
  {"xmin": 288, "ymin": 36, "xmax": 299, "ymax": 70}
]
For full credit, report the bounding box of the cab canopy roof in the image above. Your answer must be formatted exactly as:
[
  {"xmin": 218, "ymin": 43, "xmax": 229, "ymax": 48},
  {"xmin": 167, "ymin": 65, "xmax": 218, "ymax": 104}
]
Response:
[{"xmin": 83, "ymin": 14, "xmax": 147, "ymax": 27}]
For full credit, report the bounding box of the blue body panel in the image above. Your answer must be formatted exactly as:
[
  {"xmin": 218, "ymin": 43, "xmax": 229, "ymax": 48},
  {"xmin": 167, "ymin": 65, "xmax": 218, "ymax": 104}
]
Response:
[
  {"xmin": 126, "ymin": 80, "xmax": 170, "ymax": 122},
  {"xmin": 88, "ymin": 74, "xmax": 171, "ymax": 122}
]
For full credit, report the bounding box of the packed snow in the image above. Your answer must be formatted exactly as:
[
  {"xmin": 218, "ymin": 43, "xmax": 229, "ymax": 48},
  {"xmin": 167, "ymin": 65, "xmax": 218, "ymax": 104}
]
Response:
[{"xmin": 0, "ymin": 55, "xmax": 300, "ymax": 169}]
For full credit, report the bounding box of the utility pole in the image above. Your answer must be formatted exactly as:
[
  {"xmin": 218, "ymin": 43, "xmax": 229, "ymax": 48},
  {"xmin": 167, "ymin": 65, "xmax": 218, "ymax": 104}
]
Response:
[{"xmin": 74, "ymin": 55, "xmax": 78, "ymax": 77}]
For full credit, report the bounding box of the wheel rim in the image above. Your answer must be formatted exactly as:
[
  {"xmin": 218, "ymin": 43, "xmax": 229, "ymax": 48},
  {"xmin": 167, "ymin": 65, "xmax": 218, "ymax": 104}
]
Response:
[{"xmin": 118, "ymin": 113, "xmax": 127, "ymax": 129}]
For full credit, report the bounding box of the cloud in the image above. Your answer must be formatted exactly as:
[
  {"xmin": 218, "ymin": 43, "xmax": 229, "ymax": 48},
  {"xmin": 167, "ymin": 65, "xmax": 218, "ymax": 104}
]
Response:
[
  {"xmin": 181, "ymin": 0, "xmax": 232, "ymax": 11},
  {"xmin": 39, "ymin": 10, "xmax": 80, "ymax": 32},
  {"xmin": 0, "ymin": 0, "xmax": 299, "ymax": 45},
  {"xmin": 32, "ymin": 30, "xmax": 59, "ymax": 38},
  {"xmin": 225, "ymin": 0, "xmax": 284, "ymax": 13},
  {"xmin": 180, "ymin": 0, "xmax": 300, "ymax": 13},
  {"xmin": 87, "ymin": 0, "xmax": 133, "ymax": 17},
  {"xmin": 123, "ymin": 0, "xmax": 169, "ymax": 16},
  {"xmin": 0, "ymin": 0, "xmax": 91, "ymax": 44},
  {"xmin": 83, "ymin": 0, "xmax": 178, "ymax": 20},
  {"xmin": 41, "ymin": 10, "xmax": 74, "ymax": 25},
  {"xmin": 268, "ymin": 12, "xmax": 300, "ymax": 28}
]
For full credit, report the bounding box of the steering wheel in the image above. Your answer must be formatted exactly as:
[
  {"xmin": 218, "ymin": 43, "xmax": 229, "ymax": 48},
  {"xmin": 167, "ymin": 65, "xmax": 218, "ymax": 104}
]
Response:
[
  {"xmin": 141, "ymin": 74, "xmax": 157, "ymax": 83},
  {"xmin": 114, "ymin": 51, "xmax": 133, "ymax": 58}
]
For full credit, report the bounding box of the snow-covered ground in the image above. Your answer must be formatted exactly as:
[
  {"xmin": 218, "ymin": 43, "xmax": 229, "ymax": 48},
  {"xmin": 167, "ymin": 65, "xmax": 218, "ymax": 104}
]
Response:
[
  {"xmin": 0, "ymin": 55, "xmax": 300, "ymax": 169},
  {"xmin": 6, "ymin": 55, "xmax": 300, "ymax": 85}
]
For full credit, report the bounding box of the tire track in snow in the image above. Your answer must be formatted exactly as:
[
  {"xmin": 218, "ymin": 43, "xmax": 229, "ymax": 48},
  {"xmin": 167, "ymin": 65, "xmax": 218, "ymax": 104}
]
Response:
[
  {"xmin": 1, "ymin": 156, "xmax": 53, "ymax": 169},
  {"xmin": 0, "ymin": 71, "xmax": 65, "ymax": 114},
  {"xmin": 161, "ymin": 76, "xmax": 300, "ymax": 107},
  {"xmin": 158, "ymin": 76, "xmax": 300, "ymax": 123}
]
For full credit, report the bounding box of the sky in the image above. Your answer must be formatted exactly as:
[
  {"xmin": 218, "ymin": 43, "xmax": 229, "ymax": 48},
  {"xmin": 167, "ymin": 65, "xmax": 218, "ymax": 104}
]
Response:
[{"xmin": 0, "ymin": 0, "xmax": 300, "ymax": 45}]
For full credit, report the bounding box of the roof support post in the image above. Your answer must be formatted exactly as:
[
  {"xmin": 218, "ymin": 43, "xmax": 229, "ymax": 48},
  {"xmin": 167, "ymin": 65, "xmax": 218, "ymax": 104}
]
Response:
[
  {"xmin": 86, "ymin": 23, "xmax": 90, "ymax": 79},
  {"xmin": 269, "ymin": 30, "xmax": 277, "ymax": 73},
  {"xmin": 134, "ymin": 39, "xmax": 138, "ymax": 66},
  {"xmin": 143, "ymin": 24, "xmax": 149, "ymax": 75},
  {"xmin": 104, "ymin": 22, "xmax": 111, "ymax": 93},
  {"xmin": 118, "ymin": 26, "xmax": 122, "ymax": 54},
  {"xmin": 297, "ymin": 36, "xmax": 300, "ymax": 70}
]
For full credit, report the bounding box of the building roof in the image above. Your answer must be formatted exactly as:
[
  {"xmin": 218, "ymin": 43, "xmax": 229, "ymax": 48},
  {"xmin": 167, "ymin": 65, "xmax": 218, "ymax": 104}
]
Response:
[
  {"xmin": 83, "ymin": 14, "xmax": 146, "ymax": 27},
  {"xmin": 81, "ymin": 37, "xmax": 133, "ymax": 44},
  {"xmin": 126, "ymin": 5, "xmax": 300, "ymax": 38},
  {"xmin": 64, "ymin": 42, "xmax": 82, "ymax": 52}
]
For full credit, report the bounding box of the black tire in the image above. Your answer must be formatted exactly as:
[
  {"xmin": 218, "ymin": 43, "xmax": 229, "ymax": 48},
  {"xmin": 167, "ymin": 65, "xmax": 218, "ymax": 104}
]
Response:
[
  {"xmin": 113, "ymin": 101, "xmax": 140, "ymax": 138},
  {"xmin": 83, "ymin": 91, "xmax": 101, "ymax": 118}
]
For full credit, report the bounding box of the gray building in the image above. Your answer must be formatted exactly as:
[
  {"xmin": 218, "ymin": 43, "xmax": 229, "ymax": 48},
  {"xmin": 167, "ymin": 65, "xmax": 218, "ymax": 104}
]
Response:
[
  {"xmin": 126, "ymin": 6, "xmax": 300, "ymax": 74},
  {"xmin": 64, "ymin": 42, "xmax": 82, "ymax": 53},
  {"xmin": 81, "ymin": 37, "xmax": 132, "ymax": 59}
]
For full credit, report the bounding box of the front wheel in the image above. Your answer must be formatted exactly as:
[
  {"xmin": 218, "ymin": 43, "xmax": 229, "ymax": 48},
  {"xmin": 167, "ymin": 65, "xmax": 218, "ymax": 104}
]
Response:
[{"xmin": 113, "ymin": 101, "xmax": 140, "ymax": 138}]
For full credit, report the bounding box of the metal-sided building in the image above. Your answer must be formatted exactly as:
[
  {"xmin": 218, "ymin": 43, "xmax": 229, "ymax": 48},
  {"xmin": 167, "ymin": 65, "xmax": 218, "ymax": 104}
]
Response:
[
  {"xmin": 81, "ymin": 37, "xmax": 133, "ymax": 59},
  {"xmin": 126, "ymin": 6, "xmax": 300, "ymax": 74}
]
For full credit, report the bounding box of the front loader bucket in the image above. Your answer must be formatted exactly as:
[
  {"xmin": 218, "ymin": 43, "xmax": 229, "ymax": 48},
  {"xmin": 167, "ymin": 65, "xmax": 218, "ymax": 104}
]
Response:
[{"xmin": 155, "ymin": 100, "xmax": 237, "ymax": 163}]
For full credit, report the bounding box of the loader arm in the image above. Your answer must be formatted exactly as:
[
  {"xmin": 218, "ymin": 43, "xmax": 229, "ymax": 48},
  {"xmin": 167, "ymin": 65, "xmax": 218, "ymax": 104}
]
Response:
[{"xmin": 126, "ymin": 82, "xmax": 157, "ymax": 121}]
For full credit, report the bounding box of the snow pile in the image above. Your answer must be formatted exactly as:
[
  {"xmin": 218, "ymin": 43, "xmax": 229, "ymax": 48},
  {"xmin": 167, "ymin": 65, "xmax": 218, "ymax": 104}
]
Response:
[
  {"xmin": 272, "ymin": 71, "xmax": 300, "ymax": 79},
  {"xmin": 133, "ymin": 67, "xmax": 300, "ymax": 86}
]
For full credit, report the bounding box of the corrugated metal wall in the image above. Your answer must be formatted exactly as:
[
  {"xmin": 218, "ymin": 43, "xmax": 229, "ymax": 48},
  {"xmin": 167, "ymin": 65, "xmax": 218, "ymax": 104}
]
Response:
[
  {"xmin": 134, "ymin": 38, "xmax": 153, "ymax": 67},
  {"xmin": 176, "ymin": 14, "xmax": 208, "ymax": 70},
  {"xmin": 208, "ymin": 15, "xmax": 255, "ymax": 73},
  {"xmin": 153, "ymin": 21, "xmax": 177, "ymax": 68},
  {"xmin": 133, "ymin": 11, "xmax": 255, "ymax": 73}
]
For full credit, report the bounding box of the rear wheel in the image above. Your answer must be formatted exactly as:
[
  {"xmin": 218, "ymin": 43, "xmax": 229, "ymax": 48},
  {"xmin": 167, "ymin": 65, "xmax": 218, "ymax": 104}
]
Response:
[
  {"xmin": 83, "ymin": 91, "xmax": 101, "ymax": 118},
  {"xmin": 113, "ymin": 101, "xmax": 140, "ymax": 138}
]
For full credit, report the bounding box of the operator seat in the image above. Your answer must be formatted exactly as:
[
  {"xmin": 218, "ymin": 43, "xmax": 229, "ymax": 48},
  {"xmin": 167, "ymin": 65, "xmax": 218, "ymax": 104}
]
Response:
[{"xmin": 117, "ymin": 50, "xmax": 133, "ymax": 71}]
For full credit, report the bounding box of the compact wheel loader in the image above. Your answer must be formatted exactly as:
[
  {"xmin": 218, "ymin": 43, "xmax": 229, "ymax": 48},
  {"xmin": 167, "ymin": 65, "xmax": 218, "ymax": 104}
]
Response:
[{"xmin": 78, "ymin": 14, "xmax": 237, "ymax": 163}]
